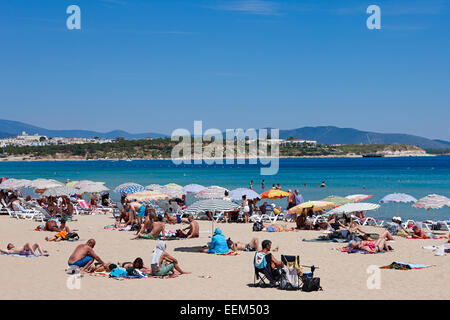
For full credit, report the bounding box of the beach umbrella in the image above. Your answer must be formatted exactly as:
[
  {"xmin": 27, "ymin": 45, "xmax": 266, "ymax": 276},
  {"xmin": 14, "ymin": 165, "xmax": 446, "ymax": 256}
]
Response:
[
  {"xmin": 185, "ymin": 199, "xmax": 240, "ymax": 215},
  {"xmin": 327, "ymin": 202, "xmax": 380, "ymax": 216},
  {"xmin": 164, "ymin": 183, "xmax": 183, "ymax": 190},
  {"xmin": 0, "ymin": 178, "xmax": 32, "ymax": 190},
  {"xmin": 261, "ymin": 190, "xmax": 290, "ymax": 199},
  {"xmin": 126, "ymin": 190, "xmax": 169, "ymax": 202},
  {"xmin": 161, "ymin": 187, "xmax": 185, "ymax": 199},
  {"xmin": 229, "ymin": 188, "xmax": 260, "ymax": 201},
  {"xmin": 68, "ymin": 180, "xmax": 105, "ymax": 188},
  {"xmin": 380, "ymin": 193, "xmax": 417, "ymax": 204},
  {"xmin": 183, "ymin": 184, "xmax": 206, "ymax": 194},
  {"xmin": 321, "ymin": 195, "xmax": 353, "ymax": 206},
  {"xmin": 29, "ymin": 179, "xmax": 63, "ymax": 189},
  {"xmin": 345, "ymin": 194, "xmax": 373, "ymax": 202},
  {"xmin": 195, "ymin": 186, "xmax": 229, "ymax": 199},
  {"xmin": 288, "ymin": 201, "xmax": 335, "ymax": 214},
  {"xmin": 146, "ymin": 184, "xmax": 166, "ymax": 191},
  {"xmin": 114, "ymin": 183, "xmax": 146, "ymax": 194},
  {"xmin": 76, "ymin": 184, "xmax": 110, "ymax": 194},
  {"xmin": 413, "ymin": 194, "xmax": 450, "ymax": 220},
  {"xmin": 42, "ymin": 186, "xmax": 78, "ymax": 197}
]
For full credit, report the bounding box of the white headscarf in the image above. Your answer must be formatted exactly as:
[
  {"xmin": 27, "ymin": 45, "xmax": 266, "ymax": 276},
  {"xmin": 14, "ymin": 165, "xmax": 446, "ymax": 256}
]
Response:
[{"xmin": 151, "ymin": 241, "xmax": 166, "ymax": 267}]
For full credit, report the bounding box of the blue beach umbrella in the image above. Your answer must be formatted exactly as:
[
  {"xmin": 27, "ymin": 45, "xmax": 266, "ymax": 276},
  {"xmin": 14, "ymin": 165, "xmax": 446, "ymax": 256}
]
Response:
[{"xmin": 114, "ymin": 183, "xmax": 145, "ymax": 194}]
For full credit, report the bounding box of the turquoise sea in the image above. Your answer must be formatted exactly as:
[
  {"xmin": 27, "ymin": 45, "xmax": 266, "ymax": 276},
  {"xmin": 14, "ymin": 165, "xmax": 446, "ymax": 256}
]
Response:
[{"xmin": 1, "ymin": 156, "xmax": 449, "ymax": 221}]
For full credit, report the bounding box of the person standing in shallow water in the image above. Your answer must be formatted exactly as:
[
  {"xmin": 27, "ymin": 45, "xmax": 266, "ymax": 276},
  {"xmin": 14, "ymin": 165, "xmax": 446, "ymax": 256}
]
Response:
[
  {"xmin": 261, "ymin": 180, "xmax": 265, "ymax": 189},
  {"xmin": 250, "ymin": 180, "xmax": 254, "ymax": 190}
]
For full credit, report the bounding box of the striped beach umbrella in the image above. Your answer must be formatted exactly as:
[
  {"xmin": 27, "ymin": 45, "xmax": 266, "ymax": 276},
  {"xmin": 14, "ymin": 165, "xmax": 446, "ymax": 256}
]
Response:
[
  {"xmin": 345, "ymin": 194, "xmax": 373, "ymax": 202},
  {"xmin": 184, "ymin": 199, "xmax": 240, "ymax": 214},
  {"xmin": 114, "ymin": 183, "xmax": 145, "ymax": 194},
  {"xmin": 126, "ymin": 190, "xmax": 169, "ymax": 201},
  {"xmin": 43, "ymin": 186, "xmax": 78, "ymax": 197},
  {"xmin": 146, "ymin": 184, "xmax": 166, "ymax": 191},
  {"xmin": 195, "ymin": 186, "xmax": 229, "ymax": 199},
  {"xmin": 261, "ymin": 189, "xmax": 289, "ymax": 199},
  {"xmin": 229, "ymin": 188, "xmax": 260, "ymax": 201},
  {"xmin": 76, "ymin": 184, "xmax": 110, "ymax": 194},
  {"xmin": 30, "ymin": 179, "xmax": 63, "ymax": 189},
  {"xmin": 183, "ymin": 184, "xmax": 206, "ymax": 194},
  {"xmin": 164, "ymin": 183, "xmax": 183, "ymax": 190},
  {"xmin": 413, "ymin": 194, "xmax": 450, "ymax": 221}
]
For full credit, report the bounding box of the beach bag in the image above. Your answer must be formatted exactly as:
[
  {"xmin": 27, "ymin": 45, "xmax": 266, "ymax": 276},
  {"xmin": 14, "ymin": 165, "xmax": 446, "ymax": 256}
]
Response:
[
  {"xmin": 66, "ymin": 232, "xmax": 79, "ymax": 241},
  {"xmin": 253, "ymin": 221, "xmax": 264, "ymax": 232},
  {"xmin": 301, "ymin": 277, "xmax": 322, "ymax": 292},
  {"xmin": 254, "ymin": 252, "xmax": 267, "ymax": 269}
]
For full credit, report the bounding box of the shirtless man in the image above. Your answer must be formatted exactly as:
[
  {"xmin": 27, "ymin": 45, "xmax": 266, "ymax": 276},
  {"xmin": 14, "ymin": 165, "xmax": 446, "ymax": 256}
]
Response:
[
  {"xmin": 120, "ymin": 203, "xmax": 135, "ymax": 227},
  {"xmin": 129, "ymin": 200, "xmax": 146, "ymax": 224},
  {"xmin": 227, "ymin": 237, "xmax": 278, "ymax": 252},
  {"xmin": 132, "ymin": 215, "xmax": 165, "ymax": 240},
  {"xmin": 1, "ymin": 242, "xmax": 49, "ymax": 257},
  {"xmin": 135, "ymin": 214, "xmax": 154, "ymax": 237},
  {"xmin": 180, "ymin": 215, "xmax": 199, "ymax": 238},
  {"xmin": 68, "ymin": 239, "xmax": 107, "ymax": 272},
  {"xmin": 163, "ymin": 212, "xmax": 187, "ymax": 224},
  {"xmin": 263, "ymin": 224, "xmax": 295, "ymax": 232}
]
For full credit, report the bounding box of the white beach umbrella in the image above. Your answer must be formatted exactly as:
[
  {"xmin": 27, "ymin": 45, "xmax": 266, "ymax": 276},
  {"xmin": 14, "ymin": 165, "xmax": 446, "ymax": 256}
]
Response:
[
  {"xmin": 195, "ymin": 186, "xmax": 229, "ymax": 199},
  {"xmin": 380, "ymin": 193, "xmax": 417, "ymax": 204},
  {"xmin": 42, "ymin": 186, "xmax": 78, "ymax": 197},
  {"xmin": 327, "ymin": 202, "xmax": 380, "ymax": 216},
  {"xmin": 126, "ymin": 190, "xmax": 169, "ymax": 202},
  {"xmin": 146, "ymin": 184, "xmax": 166, "ymax": 191},
  {"xmin": 76, "ymin": 184, "xmax": 110, "ymax": 194},
  {"xmin": 183, "ymin": 184, "xmax": 206, "ymax": 194},
  {"xmin": 161, "ymin": 187, "xmax": 185, "ymax": 199},
  {"xmin": 30, "ymin": 179, "xmax": 63, "ymax": 189},
  {"xmin": 184, "ymin": 199, "xmax": 240, "ymax": 215},
  {"xmin": 229, "ymin": 188, "xmax": 260, "ymax": 201},
  {"xmin": 0, "ymin": 178, "xmax": 32, "ymax": 190}
]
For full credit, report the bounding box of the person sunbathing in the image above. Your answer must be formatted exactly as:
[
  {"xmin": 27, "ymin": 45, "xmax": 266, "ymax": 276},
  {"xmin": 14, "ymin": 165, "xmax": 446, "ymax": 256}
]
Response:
[
  {"xmin": 68, "ymin": 239, "xmax": 107, "ymax": 272},
  {"xmin": 151, "ymin": 241, "xmax": 190, "ymax": 276},
  {"xmin": 263, "ymin": 224, "xmax": 295, "ymax": 232},
  {"xmin": 179, "ymin": 215, "xmax": 199, "ymax": 238},
  {"xmin": 1, "ymin": 242, "xmax": 49, "ymax": 257},
  {"xmin": 164, "ymin": 212, "xmax": 187, "ymax": 224},
  {"xmin": 87, "ymin": 262, "xmax": 119, "ymax": 273},
  {"xmin": 410, "ymin": 226, "xmax": 445, "ymax": 239},
  {"xmin": 348, "ymin": 233, "xmax": 392, "ymax": 253},
  {"xmin": 227, "ymin": 237, "xmax": 279, "ymax": 252},
  {"xmin": 44, "ymin": 219, "xmax": 60, "ymax": 231},
  {"xmin": 45, "ymin": 231, "xmax": 69, "ymax": 242},
  {"xmin": 121, "ymin": 257, "xmax": 152, "ymax": 274}
]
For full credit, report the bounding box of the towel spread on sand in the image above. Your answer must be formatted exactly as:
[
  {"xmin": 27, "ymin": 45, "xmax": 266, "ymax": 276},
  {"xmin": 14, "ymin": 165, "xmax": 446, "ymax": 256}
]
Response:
[
  {"xmin": 88, "ymin": 271, "xmax": 179, "ymax": 280},
  {"xmin": 104, "ymin": 225, "xmax": 132, "ymax": 231},
  {"xmin": 303, "ymin": 238, "xmax": 348, "ymax": 243},
  {"xmin": 1, "ymin": 252, "xmax": 47, "ymax": 258},
  {"xmin": 338, "ymin": 247, "xmax": 385, "ymax": 254},
  {"xmin": 380, "ymin": 262, "xmax": 433, "ymax": 270},
  {"xmin": 216, "ymin": 251, "xmax": 239, "ymax": 256}
]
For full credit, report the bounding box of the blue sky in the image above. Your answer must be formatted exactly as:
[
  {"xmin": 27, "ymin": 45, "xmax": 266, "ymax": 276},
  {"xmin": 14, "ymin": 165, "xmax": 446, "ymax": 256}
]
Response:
[{"xmin": 0, "ymin": 0, "xmax": 449, "ymax": 140}]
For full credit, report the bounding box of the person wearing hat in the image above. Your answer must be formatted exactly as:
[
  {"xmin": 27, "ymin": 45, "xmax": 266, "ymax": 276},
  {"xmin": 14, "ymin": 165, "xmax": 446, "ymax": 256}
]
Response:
[
  {"xmin": 200, "ymin": 228, "xmax": 229, "ymax": 254},
  {"xmin": 384, "ymin": 216, "xmax": 410, "ymax": 237}
]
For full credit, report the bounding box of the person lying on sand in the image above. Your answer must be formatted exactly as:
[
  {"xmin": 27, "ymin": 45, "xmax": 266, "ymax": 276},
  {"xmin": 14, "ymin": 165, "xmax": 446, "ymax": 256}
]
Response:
[
  {"xmin": 121, "ymin": 257, "xmax": 152, "ymax": 274},
  {"xmin": 163, "ymin": 212, "xmax": 188, "ymax": 224},
  {"xmin": 45, "ymin": 231, "xmax": 69, "ymax": 242},
  {"xmin": 87, "ymin": 262, "xmax": 120, "ymax": 273},
  {"xmin": 410, "ymin": 226, "xmax": 446, "ymax": 239},
  {"xmin": 132, "ymin": 215, "xmax": 165, "ymax": 240},
  {"xmin": 179, "ymin": 215, "xmax": 199, "ymax": 238},
  {"xmin": 227, "ymin": 237, "xmax": 278, "ymax": 252},
  {"xmin": 151, "ymin": 241, "xmax": 190, "ymax": 276},
  {"xmin": 348, "ymin": 231, "xmax": 394, "ymax": 253},
  {"xmin": 44, "ymin": 219, "xmax": 60, "ymax": 231},
  {"xmin": 263, "ymin": 224, "xmax": 295, "ymax": 232},
  {"xmin": 1, "ymin": 242, "xmax": 49, "ymax": 257},
  {"xmin": 68, "ymin": 239, "xmax": 107, "ymax": 272}
]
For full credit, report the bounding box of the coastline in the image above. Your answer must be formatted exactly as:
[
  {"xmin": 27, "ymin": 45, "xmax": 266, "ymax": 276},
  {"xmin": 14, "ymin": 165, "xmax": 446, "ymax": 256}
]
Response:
[{"xmin": 0, "ymin": 153, "xmax": 439, "ymax": 162}]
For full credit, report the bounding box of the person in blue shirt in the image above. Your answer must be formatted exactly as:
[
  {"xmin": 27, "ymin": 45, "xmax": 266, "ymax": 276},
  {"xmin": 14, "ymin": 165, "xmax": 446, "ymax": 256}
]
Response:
[{"xmin": 200, "ymin": 228, "xmax": 229, "ymax": 254}]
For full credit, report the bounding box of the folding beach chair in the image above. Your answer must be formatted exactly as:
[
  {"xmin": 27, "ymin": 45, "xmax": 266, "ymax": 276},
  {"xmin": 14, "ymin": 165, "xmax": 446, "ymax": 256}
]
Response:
[
  {"xmin": 253, "ymin": 252, "xmax": 281, "ymax": 287},
  {"xmin": 280, "ymin": 255, "xmax": 318, "ymax": 290}
]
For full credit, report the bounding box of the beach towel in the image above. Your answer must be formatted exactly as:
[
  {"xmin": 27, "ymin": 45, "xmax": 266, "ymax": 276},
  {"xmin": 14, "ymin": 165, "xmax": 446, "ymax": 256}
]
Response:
[
  {"xmin": 1, "ymin": 252, "xmax": 48, "ymax": 258},
  {"xmin": 104, "ymin": 225, "xmax": 132, "ymax": 231},
  {"xmin": 380, "ymin": 262, "xmax": 433, "ymax": 270},
  {"xmin": 302, "ymin": 238, "xmax": 348, "ymax": 243},
  {"xmin": 407, "ymin": 234, "xmax": 447, "ymax": 239},
  {"xmin": 216, "ymin": 251, "xmax": 239, "ymax": 256},
  {"xmin": 338, "ymin": 247, "xmax": 385, "ymax": 254},
  {"xmin": 88, "ymin": 271, "xmax": 179, "ymax": 280}
]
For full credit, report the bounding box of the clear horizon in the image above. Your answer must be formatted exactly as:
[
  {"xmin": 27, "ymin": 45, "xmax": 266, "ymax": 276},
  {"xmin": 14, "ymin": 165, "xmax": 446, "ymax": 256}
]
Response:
[{"xmin": 1, "ymin": 0, "xmax": 449, "ymax": 140}]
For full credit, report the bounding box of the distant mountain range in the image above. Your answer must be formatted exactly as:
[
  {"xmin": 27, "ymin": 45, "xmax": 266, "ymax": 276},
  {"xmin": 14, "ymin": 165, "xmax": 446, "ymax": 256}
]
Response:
[
  {"xmin": 0, "ymin": 119, "xmax": 166, "ymax": 140},
  {"xmin": 0, "ymin": 119, "xmax": 449, "ymax": 149},
  {"xmin": 278, "ymin": 126, "xmax": 450, "ymax": 149}
]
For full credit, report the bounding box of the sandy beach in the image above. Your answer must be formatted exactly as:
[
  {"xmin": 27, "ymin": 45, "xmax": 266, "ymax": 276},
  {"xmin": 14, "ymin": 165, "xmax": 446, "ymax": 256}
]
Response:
[{"xmin": 0, "ymin": 214, "xmax": 448, "ymax": 300}]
